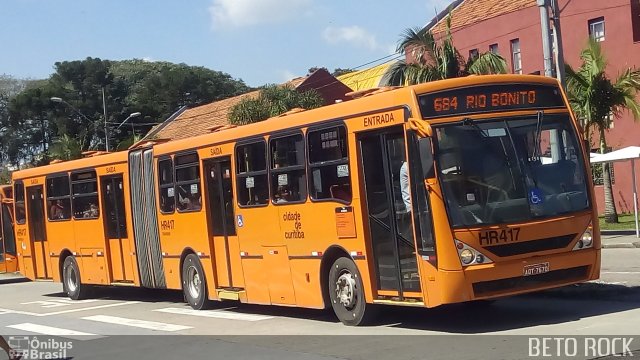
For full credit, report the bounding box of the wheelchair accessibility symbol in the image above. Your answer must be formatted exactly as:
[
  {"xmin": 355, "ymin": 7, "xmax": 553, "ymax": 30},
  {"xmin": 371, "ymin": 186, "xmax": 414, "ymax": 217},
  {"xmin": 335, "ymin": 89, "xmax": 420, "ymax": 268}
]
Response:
[
  {"xmin": 529, "ymin": 188, "xmax": 544, "ymax": 205},
  {"xmin": 237, "ymin": 214, "xmax": 244, "ymax": 228}
]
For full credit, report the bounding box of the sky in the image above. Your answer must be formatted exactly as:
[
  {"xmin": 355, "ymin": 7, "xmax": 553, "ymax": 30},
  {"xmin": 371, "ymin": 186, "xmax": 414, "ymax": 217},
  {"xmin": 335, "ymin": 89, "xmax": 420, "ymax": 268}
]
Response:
[{"xmin": 0, "ymin": 0, "xmax": 451, "ymax": 87}]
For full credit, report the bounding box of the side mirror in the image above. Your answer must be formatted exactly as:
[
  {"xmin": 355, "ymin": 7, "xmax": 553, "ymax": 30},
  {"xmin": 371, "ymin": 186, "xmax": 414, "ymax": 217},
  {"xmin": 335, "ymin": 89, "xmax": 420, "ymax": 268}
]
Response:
[
  {"xmin": 409, "ymin": 118, "xmax": 433, "ymax": 138},
  {"xmin": 418, "ymin": 137, "xmax": 435, "ymax": 179}
]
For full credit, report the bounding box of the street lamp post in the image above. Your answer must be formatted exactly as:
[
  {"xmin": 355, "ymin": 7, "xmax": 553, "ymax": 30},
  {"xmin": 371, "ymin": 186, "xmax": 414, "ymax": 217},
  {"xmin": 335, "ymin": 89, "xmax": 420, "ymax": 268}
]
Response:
[
  {"xmin": 51, "ymin": 95, "xmax": 110, "ymax": 151},
  {"xmin": 116, "ymin": 112, "xmax": 142, "ymax": 134},
  {"xmin": 50, "ymin": 97, "xmax": 93, "ymax": 123}
]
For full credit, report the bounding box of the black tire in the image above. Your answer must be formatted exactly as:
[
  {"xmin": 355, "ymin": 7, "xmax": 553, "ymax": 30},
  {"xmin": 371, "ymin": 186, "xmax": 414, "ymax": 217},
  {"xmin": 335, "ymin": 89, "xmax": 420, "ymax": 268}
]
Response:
[
  {"xmin": 182, "ymin": 254, "xmax": 210, "ymax": 310},
  {"xmin": 328, "ymin": 257, "xmax": 376, "ymax": 326},
  {"xmin": 62, "ymin": 256, "xmax": 89, "ymax": 300}
]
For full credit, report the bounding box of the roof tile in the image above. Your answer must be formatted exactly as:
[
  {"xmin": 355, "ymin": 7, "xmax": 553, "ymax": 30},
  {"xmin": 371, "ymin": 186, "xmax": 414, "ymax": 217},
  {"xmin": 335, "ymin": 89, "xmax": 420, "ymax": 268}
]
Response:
[{"xmin": 431, "ymin": 0, "xmax": 535, "ymax": 33}]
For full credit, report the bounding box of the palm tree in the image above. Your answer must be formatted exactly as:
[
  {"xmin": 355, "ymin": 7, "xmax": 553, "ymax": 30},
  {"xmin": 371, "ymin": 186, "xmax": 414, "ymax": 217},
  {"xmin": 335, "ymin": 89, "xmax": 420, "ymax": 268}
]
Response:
[
  {"xmin": 228, "ymin": 85, "xmax": 324, "ymax": 125},
  {"xmin": 49, "ymin": 134, "xmax": 82, "ymax": 161},
  {"xmin": 565, "ymin": 39, "xmax": 640, "ymax": 223},
  {"xmin": 385, "ymin": 16, "xmax": 507, "ymax": 86}
]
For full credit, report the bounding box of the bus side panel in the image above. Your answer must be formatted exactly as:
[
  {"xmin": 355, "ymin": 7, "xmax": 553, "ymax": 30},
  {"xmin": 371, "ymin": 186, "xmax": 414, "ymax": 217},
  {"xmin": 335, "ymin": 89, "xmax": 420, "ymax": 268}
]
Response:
[
  {"xmin": 283, "ymin": 201, "xmax": 361, "ymax": 309},
  {"xmin": 74, "ymin": 218, "xmax": 108, "ymax": 285},
  {"xmin": 236, "ymin": 206, "xmax": 280, "ymax": 305},
  {"xmin": 46, "ymin": 221, "xmax": 76, "ymax": 283},
  {"xmin": 157, "ymin": 211, "xmax": 211, "ymax": 292}
]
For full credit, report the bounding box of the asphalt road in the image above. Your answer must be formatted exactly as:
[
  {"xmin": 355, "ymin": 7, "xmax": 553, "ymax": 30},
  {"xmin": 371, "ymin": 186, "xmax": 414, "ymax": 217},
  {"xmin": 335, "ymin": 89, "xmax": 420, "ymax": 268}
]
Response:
[{"xmin": 0, "ymin": 248, "xmax": 638, "ymax": 359}]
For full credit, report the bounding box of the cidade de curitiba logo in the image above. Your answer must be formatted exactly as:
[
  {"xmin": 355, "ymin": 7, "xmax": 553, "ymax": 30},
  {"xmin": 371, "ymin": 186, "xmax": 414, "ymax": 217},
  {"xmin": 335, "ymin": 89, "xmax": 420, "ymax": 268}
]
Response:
[{"xmin": 8, "ymin": 336, "xmax": 73, "ymax": 359}]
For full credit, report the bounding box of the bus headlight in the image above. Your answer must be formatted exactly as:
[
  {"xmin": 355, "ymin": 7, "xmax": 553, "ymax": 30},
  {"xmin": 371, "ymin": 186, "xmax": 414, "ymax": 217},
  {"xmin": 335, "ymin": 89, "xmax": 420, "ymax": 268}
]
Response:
[
  {"xmin": 460, "ymin": 249, "xmax": 474, "ymax": 264},
  {"xmin": 455, "ymin": 239, "xmax": 493, "ymax": 266},
  {"xmin": 573, "ymin": 226, "xmax": 594, "ymax": 250},
  {"xmin": 581, "ymin": 230, "xmax": 593, "ymax": 247}
]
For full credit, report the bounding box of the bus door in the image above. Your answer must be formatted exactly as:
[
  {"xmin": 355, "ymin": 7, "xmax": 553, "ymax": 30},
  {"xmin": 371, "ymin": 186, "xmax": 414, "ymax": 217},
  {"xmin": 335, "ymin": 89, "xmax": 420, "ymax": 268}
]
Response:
[
  {"xmin": 26, "ymin": 185, "xmax": 51, "ymax": 279},
  {"xmin": 0, "ymin": 202, "xmax": 18, "ymax": 273},
  {"xmin": 359, "ymin": 127, "xmax": 421, "ymax": 298},
  {"xmin": 203, "ymin": 157, "xmax": 240, "ymax": 289},
  {"xmin": 101, "ymin": 175, "xmax": 135, "ymax": 282}
]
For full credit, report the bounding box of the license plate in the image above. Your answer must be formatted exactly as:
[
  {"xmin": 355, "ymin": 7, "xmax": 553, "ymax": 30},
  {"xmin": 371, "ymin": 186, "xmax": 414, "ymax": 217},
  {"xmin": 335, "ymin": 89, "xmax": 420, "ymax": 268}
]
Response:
[{"xmin": 523, "ymin": 262, "xmax": 549, "ymax": 276}]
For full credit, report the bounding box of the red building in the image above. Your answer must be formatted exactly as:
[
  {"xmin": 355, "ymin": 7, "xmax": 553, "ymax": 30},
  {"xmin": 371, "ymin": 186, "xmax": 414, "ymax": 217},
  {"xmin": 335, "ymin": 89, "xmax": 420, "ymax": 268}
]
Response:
[{"xmin": 426, "ymin": 0, "xmax": 640, "ymax": 215}]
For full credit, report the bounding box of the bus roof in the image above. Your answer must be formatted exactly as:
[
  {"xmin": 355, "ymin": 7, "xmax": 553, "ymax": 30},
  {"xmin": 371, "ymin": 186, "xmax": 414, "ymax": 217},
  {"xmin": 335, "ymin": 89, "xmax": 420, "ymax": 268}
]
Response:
[{"xmin": 12, "ymin": 151, "xmax": 128, "ymax": 181}]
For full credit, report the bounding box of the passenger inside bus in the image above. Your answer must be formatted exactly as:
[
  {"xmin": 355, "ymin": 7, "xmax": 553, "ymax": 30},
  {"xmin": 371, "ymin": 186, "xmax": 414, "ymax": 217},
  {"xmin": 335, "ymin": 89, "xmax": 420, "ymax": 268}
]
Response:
[
  {"xmin": 83, "ymin": 203, "xmax": 99, "ymax": 218},
  {"xmin": 178, "ymin": 188, "xmax": 202, "ymax": 211},
  {"xmin": 274, "ymin": 185, "xmax": 291, "ymax": 203},
  {"xmin": 50, "ymin": 200, "xmax": 67, "ymax": 219}
]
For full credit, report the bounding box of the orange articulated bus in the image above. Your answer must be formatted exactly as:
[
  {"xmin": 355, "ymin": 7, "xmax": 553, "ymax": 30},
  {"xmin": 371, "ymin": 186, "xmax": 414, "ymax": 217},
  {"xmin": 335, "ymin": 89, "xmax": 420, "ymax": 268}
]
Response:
[
  {"xmin": 0, "ymin": 185, "xmax": 18, "ymax": 273},
  {"xmin": 12, "ymin": 75, "xmax": 599, "ymax": 325}
]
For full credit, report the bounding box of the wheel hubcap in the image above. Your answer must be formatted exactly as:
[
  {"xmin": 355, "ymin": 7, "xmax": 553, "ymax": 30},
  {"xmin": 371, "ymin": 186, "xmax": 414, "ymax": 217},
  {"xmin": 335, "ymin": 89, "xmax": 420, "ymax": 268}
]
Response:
[
  {"xmin": 335, "ymin": 271, "xmax": 356, "ymax": 309},
  {"xmin": 66, "ymin": 266, "xmax": 77, "ymax": 293},
  {"xmin": 187, "ymin": 266, "xmax": 201, "ymax": 299}
]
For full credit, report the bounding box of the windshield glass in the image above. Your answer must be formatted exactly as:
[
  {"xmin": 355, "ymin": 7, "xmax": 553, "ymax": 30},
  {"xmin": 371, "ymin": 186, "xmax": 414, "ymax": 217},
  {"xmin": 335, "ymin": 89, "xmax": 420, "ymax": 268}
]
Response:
[{"xmin": 434, "ymin": 114, "xmax": 589, "ymax": 227}]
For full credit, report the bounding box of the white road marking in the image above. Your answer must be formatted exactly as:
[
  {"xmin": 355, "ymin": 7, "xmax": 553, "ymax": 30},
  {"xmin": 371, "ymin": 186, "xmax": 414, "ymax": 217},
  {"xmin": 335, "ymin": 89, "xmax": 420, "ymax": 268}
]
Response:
[
  {"xmin": 21, "ymin": 299, "xmax": 100, "ymax": 308},
  {"xmin": 42, "ymin": 301, "xmax": 141, "ymax": 316},
  {"xmin": 7, "ymin": 323, "xmax": 98, "ymax": 340},
  {"xmin": 601, "ymin": 271, "xmax": 640, "ymax": 274},
  {"xmin": 82, "ymin": 315, "xmax": 192, "ymax": 332},
  {"xmin": 0, "ymin": 301, "xmax": 140, "ymax": 317},
  {"xmin": 154, "ymin": 307, "xmax": 274, "ymax": 321}
]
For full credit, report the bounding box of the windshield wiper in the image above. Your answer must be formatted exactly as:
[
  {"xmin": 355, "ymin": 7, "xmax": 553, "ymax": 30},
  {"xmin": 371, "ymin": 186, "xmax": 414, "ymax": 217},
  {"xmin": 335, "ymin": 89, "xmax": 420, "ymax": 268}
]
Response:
[{"xmin": 462, "ymin": 117, "xmax": 487, "ymax": 138}]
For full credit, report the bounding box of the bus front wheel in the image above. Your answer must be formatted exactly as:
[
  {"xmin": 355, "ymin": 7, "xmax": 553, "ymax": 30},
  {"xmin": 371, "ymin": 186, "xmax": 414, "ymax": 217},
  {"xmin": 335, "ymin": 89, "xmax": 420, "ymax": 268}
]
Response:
[
  {"xmin": 328, "ymin": 257, "xmax": 376, "ymax": 326},
  {"xmin": 182, "ymin": 254, "xmax": 210, "ymax": 310},
  {"xmin": 62, "ymin": 256, "xmax": 89, "ymax": 300}
]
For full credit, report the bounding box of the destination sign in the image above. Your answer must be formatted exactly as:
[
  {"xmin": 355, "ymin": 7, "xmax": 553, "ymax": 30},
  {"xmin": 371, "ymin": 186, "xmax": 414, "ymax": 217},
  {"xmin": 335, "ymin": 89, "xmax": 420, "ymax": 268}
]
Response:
[{"xmin": 418, "ymin": 83, "xmax": 565, "ymax": 118}]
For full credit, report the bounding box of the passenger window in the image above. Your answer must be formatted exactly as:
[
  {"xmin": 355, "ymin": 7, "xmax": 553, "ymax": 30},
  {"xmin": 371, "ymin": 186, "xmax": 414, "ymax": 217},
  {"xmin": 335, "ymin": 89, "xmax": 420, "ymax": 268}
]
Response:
[
  {"xmin": 307, "ymin": 125, "xmax": 352, "ymax": 202},
  {"xmin": 13, "ymin": 181, "xmax": 25, "ymax": 224},
  {"xmin": 46, "ymin": 175, "xmax": 71, "ymax": 221},
  {"xmin": 270, "ymin": 133, "xmax": 306, "ymax": 204},
  {"xmin": 175, "ymin": 153, "xmax": 202, "ymax": 212},
  {"xmin": 158, "ymin": 158, "xmax": 175, "ymax": 214},
  {"xmin": 236, "ymin": 141, "xmax": 269, "ymax": 207},
  {"xmin": 71, "ymin": 171, "xmax": 99, "ymax": 219}
]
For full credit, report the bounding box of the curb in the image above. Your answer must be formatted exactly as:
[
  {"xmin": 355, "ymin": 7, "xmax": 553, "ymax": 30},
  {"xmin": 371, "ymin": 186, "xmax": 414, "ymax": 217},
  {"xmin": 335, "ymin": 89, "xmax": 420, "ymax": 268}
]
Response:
[
  {"xmin": 602, "ymin": 243, "xmax": 638, "ymax": 249},
  {"xmin": 602, "ymin": 243, "xmax": 640, "ymax": 248},
  {"xmin": 0, "ymin": 276, "xmax": 29, "ymax": 285}
]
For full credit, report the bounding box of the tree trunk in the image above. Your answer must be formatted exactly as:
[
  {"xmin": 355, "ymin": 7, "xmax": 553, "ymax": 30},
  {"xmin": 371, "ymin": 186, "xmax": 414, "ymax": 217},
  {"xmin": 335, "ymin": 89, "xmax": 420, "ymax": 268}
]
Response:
[{"xmin": 600, "ymin": 127, "xmax": 618, "ymax": 223}]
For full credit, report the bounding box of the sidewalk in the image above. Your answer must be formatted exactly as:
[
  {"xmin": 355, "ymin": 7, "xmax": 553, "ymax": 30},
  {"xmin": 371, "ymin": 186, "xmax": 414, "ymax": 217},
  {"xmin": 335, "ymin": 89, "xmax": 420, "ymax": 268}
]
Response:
[{"xmin": 600, "ymin": 230, "xmax": 640, "ymax": 248}]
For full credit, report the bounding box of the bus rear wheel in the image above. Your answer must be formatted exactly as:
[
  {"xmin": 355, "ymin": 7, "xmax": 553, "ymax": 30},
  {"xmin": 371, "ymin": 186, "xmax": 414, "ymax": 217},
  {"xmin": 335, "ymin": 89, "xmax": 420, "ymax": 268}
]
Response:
[
  {"xmin": 328, "ymin": 257, "xmax": 376, "ymax": 326},
  {"xmin": 62, "ymin": 256, "xmax": 89, "ymax": 300},
  {"xmin": 182, "ymin": 254, "xmax": 210, "ymax": 310}
]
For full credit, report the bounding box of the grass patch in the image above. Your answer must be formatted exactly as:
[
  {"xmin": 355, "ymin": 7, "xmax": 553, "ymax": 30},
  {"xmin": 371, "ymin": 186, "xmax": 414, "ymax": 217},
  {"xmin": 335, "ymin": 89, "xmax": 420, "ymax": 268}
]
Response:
[{"xmin": 599, "ymin": 213, "xmax": 638, "ymax": 231}]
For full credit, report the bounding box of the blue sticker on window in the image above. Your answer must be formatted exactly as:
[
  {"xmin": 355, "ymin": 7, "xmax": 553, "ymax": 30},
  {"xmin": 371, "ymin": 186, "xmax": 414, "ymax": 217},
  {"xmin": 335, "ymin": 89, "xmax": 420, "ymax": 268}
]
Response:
[
  {"xmin": 237, "ymin": 214, "xmax": 244, "ymax": 228},
  {"xmin": 529, "ymin": 188, "xmax": 544, "ymax": 205}
]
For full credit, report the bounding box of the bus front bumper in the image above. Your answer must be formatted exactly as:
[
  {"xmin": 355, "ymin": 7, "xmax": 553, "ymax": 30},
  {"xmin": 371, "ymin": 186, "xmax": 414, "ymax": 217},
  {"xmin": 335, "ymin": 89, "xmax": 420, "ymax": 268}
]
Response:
[{"xmin": 433, "ymin": 248, "xmax": 600, "ymax": 306}]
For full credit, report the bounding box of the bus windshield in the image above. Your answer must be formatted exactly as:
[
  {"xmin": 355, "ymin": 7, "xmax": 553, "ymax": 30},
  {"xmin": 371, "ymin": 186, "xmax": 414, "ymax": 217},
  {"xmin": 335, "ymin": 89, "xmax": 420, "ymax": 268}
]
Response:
[{"xmin": 434, "ymin": 114, "xmax": 589, "ymax": 227}]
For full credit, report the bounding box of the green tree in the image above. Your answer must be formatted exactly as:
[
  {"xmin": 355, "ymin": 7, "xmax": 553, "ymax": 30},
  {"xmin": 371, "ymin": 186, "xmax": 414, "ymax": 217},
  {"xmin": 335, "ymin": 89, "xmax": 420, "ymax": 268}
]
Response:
[
  {"xmin": 565, "ymin": 39, "xmax": 640, "ymax": 223},
  {"xmin": 228, "ymin": 85, "xmax": 324, "ymax": 125},
  {"xmin": 386, "ymin": 16, "xmax": 507, "ymax": 86},
  {"xmin": 1, "ymin": 57, "xmax": 249, "ymax": 168}
]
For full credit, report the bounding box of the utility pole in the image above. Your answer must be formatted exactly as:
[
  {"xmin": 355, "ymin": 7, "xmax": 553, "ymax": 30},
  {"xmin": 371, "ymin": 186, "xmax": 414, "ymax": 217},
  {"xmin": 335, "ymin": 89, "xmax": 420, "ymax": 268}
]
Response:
[
  {"xmin": 550, "ymin": 0, "xmax": 567, "ymax": 90},
  {"xmin": 537, "ymin": 0, "xmax": 555, "ymax": 78},
  {"xmin": 102, "ymin": 86, "xmax": 109, "ymax": 152}
]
